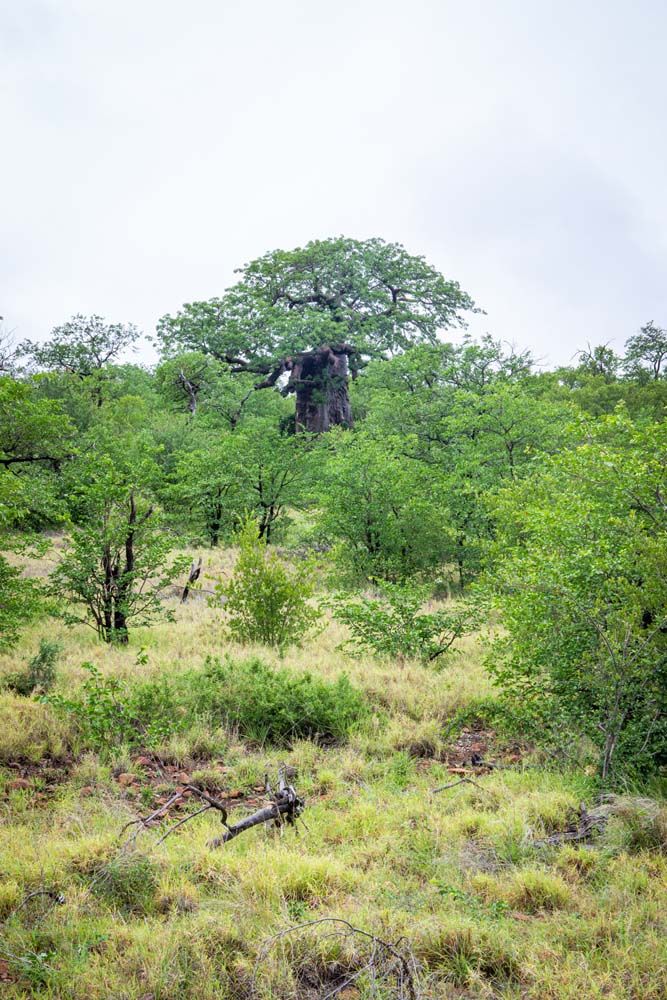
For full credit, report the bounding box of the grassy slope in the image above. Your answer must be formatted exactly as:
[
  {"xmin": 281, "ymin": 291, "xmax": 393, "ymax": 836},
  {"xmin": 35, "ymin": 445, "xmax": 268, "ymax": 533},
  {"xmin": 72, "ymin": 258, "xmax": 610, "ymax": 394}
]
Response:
[{"xmin": 0, "ymin": 547, "xmax": 665, "ymax": 999}]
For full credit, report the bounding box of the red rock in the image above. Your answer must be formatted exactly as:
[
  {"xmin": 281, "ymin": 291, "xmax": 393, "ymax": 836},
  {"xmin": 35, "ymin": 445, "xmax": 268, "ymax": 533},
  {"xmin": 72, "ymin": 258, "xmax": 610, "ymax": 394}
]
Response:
[{"xmin": 7, "ymin": 778, "xmax": 31, "ymax": 790}]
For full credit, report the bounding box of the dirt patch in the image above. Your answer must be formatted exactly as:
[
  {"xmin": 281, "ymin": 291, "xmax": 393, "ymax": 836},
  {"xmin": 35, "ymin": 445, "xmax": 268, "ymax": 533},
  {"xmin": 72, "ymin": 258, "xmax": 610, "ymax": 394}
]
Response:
[
  {"xmin": 112, "ymin": 753, "xmax": 268, "ymax": 818},
  {"xmin": 1, "ymin": 757, "xmax": 73, "ymax": 800}
]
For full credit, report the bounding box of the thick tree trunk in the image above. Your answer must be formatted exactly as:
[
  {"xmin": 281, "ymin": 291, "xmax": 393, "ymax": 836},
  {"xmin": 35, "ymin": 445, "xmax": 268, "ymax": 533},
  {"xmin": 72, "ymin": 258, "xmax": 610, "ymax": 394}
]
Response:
[{"xmin": 289, "ymin": 345, "xmax": 353, "ymax": 433}]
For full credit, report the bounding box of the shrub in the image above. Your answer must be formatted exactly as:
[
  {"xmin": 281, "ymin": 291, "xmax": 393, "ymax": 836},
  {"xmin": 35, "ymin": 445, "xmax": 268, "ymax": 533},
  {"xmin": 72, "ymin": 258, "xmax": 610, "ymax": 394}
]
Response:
[
  {"xmin": 216, "ymin": 516, "xmax": 321, "ymax": 650},
  {"xmin": 330, "ymin": 581, "xmax": 480, "ymax": 662},
  {"xmin": 188, "ymin": 656, "xmax": 368, "ymax": 745},
  {"xmin": 48, "ymin": 664, "xmax": 182, "ymax": 752},
  {"xmin": 6, "ymin": 639, "xmax": 62, "ymax": 696},
  {"xmin": 48, "ymin": 656, "xmax": 368, "ymax": 753},
  {"xmin": 0, "ymin": 693, "xmax": 70, "ymax": 763},
  {"xmin": 86, "ymin": 852, "xmax": 159, "ymax": 915}
]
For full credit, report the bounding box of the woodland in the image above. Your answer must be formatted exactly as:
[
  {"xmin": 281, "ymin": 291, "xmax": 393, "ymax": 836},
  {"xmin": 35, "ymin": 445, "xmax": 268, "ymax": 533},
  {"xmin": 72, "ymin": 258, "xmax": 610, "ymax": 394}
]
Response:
[{"xmin": 0, "ymin": 236, "xmax": 665, "ymax": 999}]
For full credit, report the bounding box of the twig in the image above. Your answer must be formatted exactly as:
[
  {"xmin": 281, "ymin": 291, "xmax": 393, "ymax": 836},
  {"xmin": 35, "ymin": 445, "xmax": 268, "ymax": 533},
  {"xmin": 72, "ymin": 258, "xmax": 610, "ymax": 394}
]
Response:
[
  {"xmin": 2, "ymin": 889, "xmax": 65, "ymax": 926},
  {"xmin": 155, "ymin": 803, "xmax": 212, "ymax": 846},
  {"xmin": 431, "ymin": 776, "xmax": 491, "ymax": 794},
  {"xmin": 252, "ymin": 917, "xmax": 420, "ymax": 1000}
]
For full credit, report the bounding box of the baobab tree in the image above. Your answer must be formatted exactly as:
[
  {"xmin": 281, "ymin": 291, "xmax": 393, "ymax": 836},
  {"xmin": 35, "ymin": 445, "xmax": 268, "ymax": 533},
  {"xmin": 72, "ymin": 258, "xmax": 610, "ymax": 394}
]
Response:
[{"xmin": 157, "ymin": 237, "xmax": 475, "ymax": 432}]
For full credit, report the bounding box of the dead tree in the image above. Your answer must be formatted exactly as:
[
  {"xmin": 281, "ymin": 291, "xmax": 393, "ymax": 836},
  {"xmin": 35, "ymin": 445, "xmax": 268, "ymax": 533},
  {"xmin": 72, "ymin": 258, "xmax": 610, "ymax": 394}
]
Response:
[
  {"xmin": 181, "ymin": 557, "xmax": 202, "ymax": 603},
  {"xmin": 209, "ymin": 770, "xmax": 304, "ymax": 848}
]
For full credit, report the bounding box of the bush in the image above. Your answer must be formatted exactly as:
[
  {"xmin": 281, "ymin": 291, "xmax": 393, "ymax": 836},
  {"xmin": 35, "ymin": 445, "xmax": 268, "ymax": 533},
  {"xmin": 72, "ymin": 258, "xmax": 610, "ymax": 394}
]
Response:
[
  {"xmin": 6, "ymin": 639, "xmax": 62, "ymax": 696},
  {"xmin": 188, "ymin": 656, "xmax": 368, "ymax": 745},
  {"xmin": 48, "ymin": 664, "xmax": 182, "ymax": 751},
  {"xmin": 330, "ymin": 581, "xmax": 480, "ymax": 662},
  {"xmin": 48, "ymin": 656, "xmax": 368, "ymax": 753},
  {"xmin": 216, "ymin": 517, "xmax": 321, "ymax": 649}
]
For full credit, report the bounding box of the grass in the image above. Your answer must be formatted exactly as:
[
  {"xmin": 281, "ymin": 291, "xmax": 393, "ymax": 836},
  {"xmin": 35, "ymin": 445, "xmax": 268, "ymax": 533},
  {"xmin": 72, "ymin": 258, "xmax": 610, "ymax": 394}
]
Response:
[{"xmin": 0, "ymin": 544, "xmax": 665, "ymax": 998}]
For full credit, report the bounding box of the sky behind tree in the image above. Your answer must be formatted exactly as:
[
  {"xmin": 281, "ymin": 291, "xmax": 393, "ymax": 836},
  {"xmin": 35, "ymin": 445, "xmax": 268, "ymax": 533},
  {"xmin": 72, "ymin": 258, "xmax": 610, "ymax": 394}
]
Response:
[{"xmin": 2, "ymin": 0, "xmax": 665, "ymax": 365}]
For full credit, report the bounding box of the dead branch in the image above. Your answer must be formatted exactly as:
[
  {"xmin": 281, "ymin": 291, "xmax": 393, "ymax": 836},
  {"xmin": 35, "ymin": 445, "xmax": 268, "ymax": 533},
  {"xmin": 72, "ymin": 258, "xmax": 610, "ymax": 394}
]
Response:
[
  {"xmin": 208, "ymin": 768, "xmax": 304, "ymax": 848},
  {"xmin": 252, "ymin": 917, "xmax": 421, "ymax": 1000},
  {"xmin": 431, "ymin": 776, "xmax": 491, "ymax": 795},
  {"xmin": 531, "ymin": 800, "xmax": 610, "ymax": 847},
  {"xmin": 2, "ymin": 889, "xmax": 65, "ymax": 927},
  {"xmin": 181, "ymin": 556, "xmax": 202, "ymax": 603},
  {"xmin": 119, "ymin": 770, "xmax": 304, "ymax": 850}
]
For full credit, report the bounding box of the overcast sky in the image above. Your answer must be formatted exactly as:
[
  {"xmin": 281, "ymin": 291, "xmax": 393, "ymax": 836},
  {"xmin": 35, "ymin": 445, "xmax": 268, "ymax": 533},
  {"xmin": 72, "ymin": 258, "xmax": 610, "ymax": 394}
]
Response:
[{"xmin": 2, "ymin": 0, "xmax": 666, "ymax": 367}]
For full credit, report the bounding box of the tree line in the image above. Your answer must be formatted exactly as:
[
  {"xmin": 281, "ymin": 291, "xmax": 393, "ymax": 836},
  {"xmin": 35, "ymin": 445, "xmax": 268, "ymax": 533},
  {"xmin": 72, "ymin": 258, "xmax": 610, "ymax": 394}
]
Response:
[{"xmin": 1, "ymin": 236, "xmax": 666, "ymax": 781}]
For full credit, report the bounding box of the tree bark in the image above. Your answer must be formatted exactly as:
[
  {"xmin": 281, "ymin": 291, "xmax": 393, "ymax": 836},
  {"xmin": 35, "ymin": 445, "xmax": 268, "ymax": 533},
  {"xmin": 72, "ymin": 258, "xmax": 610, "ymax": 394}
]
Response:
[{"xmin": 288, "ymin": 345, "xmax": 353, "ymax": 433}]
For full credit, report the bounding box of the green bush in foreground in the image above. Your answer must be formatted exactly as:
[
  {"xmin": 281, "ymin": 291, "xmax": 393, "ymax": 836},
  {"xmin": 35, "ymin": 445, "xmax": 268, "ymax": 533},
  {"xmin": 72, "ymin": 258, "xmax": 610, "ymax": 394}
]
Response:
[
  {"xmin": 6, "ymin": 639, "xmax": 62, "ymax": 696},
  {"xmin": 190, "ymin": 656, "xmax": 368, "ymax": 745},
  {"xmin": 48, "ymin": 657, "xmax": 367, "ymax": 752}
]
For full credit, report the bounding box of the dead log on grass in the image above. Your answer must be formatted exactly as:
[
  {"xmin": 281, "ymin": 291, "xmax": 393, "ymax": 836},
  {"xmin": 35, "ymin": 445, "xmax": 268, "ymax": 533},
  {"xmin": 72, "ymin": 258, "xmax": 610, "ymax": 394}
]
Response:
[
  {"xmin": 209, "ymin": 769, "xmax": 305, "ymax": 848},
  {"xmin": 121, "ymin": 769, "xmax": 305, "ymax": 849}
]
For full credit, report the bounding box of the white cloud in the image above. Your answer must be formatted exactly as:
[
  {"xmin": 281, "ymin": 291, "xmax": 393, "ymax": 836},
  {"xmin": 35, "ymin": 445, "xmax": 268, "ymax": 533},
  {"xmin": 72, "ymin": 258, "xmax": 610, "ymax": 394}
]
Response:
[{"xmin": 2, "ymin": 0, "xmax": 665, "ymax": 365}]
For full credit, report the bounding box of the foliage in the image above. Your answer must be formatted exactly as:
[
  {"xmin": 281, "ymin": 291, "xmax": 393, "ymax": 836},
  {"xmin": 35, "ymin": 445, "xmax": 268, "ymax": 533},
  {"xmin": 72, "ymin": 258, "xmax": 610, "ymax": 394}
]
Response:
[
  {"xmin": 353, "ymin": 338, "xmax": 573, "ymax": 585},
  {"xmin": 623, "ymin": 321, "xmax": 667, "ymax": 382},
  {"xmin": 52, "ymin": 417, "xmax": 184, "ymax": 643},
  {"xmin": 52, "ymin": 485, "xmax": 182, "ymax": 643},
  {"xmin": 157, "ymin": 237, "xmax": 475, "ymax": 372},
  {"xmin": 330, "ymin": 581, "xmax": 481, "ymax": 662},
  {"xmin": 0, "ymin": 556, "xmax": 43, "ymax": 651},
  {"xmin": 190, "ymin": 656, "xmax": 368, "ymax": 744},
  {"xmin": 6, "ymin": 639, "xmax": 61, "ymax": 695},
  {"xmin": 20, "ymin": 314, "xmax": 139, "ymax": 378},
  {"xmin": 318, "ymin": 431, "xmax": 451, "ymax": 581},
  {"xmin": 488, "ymin": 413, "xmax": 667, "ymax": 782},
  {"xmin": 48, "ymin": 664, "xmax": 180, "ymax": 750},
  {"xmin": 0, "ymin": 471, "xmax": 53, "ymax": 650},
  {"xmin": 216, "ymin": 516, "xmax": 321, "ymax": 648},
  {"xmin": 0, "ymin": 375, "xmax": 75, "ymax": 472},
  {"xmin": 49, "ymin": 657, "xmax": 367, "ymax": 751}
]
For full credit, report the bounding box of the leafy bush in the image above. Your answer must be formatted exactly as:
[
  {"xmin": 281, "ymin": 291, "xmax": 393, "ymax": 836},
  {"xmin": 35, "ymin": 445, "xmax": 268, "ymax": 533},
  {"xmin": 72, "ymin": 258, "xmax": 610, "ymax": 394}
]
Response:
[
  {"xmin": 488, "ymin": 415, "xmax": 667, "ymax": 782},
  {"xmin": 6, "ymin": 639, "xmax": 62, "ymax": 695},
  {"xmin": 49, "ymin": 656, "xmax": 367, "ymax": 752},
  {"xmin": 188, "ymin": 656, "xmax": 368, "ymax": 745},
  {"xmin": 330, "ymin": 581, "xmax": 480, "ymax": 661},
  {"xmin": 216, "ymin": 516, "xmax": 321, "ymax": 649},
  {"xmin": 48, "ymin": 664, "xmax": 182, "ymax": 751}
]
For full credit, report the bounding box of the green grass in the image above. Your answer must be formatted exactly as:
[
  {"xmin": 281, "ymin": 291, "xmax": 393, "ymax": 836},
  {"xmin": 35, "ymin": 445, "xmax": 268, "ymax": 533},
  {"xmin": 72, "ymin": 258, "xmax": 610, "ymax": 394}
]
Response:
[{"xmin": 0, "ymin": 545, "xmax": 665, "ymax": 998}]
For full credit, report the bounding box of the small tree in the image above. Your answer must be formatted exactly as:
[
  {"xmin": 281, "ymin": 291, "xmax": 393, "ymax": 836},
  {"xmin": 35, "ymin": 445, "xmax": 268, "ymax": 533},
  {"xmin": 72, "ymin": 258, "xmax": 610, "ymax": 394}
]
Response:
[
  {"xmin": 623, "ymin": 321, "xmax": 667, "ymax": 382},
  {"xmin": 217, "ymin": 516, "xmax": 321, "ymax": 649},
  {"xmin": 53, "ymin": 466, "xmax": 183, "ymax": 643},
  {"xmin": 20, "ymin": 314, "xmax": 139, "ymax": 378},
  {"xmin": 331, "ymin": 581, "xmax": 480, "ymax": 662}
]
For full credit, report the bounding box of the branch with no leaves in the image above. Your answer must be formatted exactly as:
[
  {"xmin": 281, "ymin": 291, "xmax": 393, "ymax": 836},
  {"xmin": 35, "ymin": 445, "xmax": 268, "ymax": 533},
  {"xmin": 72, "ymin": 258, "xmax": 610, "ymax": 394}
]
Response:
[
  {"xmin": 119, "ymin": 769, "xmax": 305, "ymax": 850},
  {"xmin": 431, "ymin": 775, "xmax": 492, "ymax": 795},
  {"xmin": 252, "ymin": 917, "xmax": 421, "ymax": 1000}
]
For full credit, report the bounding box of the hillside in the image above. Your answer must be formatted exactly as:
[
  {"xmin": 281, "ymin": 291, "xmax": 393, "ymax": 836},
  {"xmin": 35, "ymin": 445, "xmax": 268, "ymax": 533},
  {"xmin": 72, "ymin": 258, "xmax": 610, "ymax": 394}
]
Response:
[{"xmin": 1, "ymin": 546, "xmax": 665, "ymax": 999}]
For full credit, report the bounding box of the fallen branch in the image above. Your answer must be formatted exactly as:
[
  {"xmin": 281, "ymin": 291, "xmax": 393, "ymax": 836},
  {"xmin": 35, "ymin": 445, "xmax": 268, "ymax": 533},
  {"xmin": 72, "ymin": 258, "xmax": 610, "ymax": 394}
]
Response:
[
  {"xmin": 431, "ymin": 776, "xmax": 491, "ymax": 795},
  {"xmin": 252, "ymin": 917, "xmax": 421, "ymax": 1000},
  {"xmin": 119, "ymin": 770, "xmax": 305, "ymax": 850},
  {"xmin": 531, "ymin": 800, "xmax": 610, "ymax": 847},
  {"xmin": 209, "ymin": 769, "xmax": 304, "ymax": 848}
]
